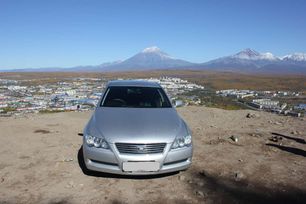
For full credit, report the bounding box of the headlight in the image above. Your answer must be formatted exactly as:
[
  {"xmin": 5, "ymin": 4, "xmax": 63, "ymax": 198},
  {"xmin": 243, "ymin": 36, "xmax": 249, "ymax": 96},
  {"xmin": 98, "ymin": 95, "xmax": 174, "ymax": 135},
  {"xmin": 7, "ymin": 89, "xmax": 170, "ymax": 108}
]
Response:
[
  {"xmin": 171, "ymin": 135, "xmax": 192, "ymax": 149},
  {"xmin": 85, "ymin": 134, "xmax": 109, "ymax": 149}
]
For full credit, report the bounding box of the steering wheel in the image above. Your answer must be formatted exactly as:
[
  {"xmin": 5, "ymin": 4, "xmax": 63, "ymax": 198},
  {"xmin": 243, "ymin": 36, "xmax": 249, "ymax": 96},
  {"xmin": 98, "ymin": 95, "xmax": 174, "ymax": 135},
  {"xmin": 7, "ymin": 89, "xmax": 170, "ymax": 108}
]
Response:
[{"xmin": 111, "ymin": 98, "xmax": 126, "ymax": 106}]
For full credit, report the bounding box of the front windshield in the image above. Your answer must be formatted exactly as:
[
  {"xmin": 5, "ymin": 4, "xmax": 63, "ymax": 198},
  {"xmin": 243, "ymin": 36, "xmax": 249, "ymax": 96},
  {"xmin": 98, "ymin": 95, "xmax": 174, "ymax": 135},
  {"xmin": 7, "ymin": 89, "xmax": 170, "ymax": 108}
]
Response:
[{"xmin": 100, "ymin": 86, "xmax": 172, "ymax": 108}]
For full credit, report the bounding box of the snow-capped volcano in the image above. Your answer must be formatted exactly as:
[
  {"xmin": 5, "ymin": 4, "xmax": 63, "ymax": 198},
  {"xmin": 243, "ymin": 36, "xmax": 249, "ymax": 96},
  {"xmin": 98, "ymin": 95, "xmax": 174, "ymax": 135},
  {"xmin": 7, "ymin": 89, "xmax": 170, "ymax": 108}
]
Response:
[
  {"xmin": 139, "ymin": 46, "xmax": 174, "ymax": 59},
  {"xmin": 104, "ymin": 46, "xmax": 194, "ymax": 70},
  {"xmin": 202, "ymin": 48, "xmax": 281, "ymax": 70},
  {"xmin": 201, "ymin": 48, "xmax": 306, "ymax": 73},
  {"xmin": 233, "ymin": 48, "xmax": 260, "ymax": 59},
  {"xmin": 232, "ymin": 48, "xmax": 279, "ymax": 61}
]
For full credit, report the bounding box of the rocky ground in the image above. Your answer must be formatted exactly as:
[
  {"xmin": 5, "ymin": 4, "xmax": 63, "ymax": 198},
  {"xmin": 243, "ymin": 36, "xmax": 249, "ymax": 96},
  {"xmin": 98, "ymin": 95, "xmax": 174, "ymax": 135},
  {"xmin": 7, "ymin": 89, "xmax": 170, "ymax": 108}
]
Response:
[{"xmin": 0, "ymin": 107, "xmax": 305, "ymax": 204}]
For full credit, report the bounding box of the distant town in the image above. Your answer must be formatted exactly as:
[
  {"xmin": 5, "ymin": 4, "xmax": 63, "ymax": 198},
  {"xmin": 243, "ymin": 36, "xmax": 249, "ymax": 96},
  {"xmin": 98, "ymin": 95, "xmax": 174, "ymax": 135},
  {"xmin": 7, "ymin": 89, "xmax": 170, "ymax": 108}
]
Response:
[
  {"xmin": 0, "ymin": 77, "xmax": 204, "ymax": 117},
  {"xmin": 216, "ymin": 89, "xmax": 305, "ymax": 117},
  {"xmin": 0, "ymin": 76, "xmax": 305, "ymax": 117}
]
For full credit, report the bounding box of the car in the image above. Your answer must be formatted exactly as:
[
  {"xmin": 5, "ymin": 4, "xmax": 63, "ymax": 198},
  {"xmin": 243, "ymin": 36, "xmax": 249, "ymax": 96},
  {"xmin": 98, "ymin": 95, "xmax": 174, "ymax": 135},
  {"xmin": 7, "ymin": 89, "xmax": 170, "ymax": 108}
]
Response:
[{"xmin": 82, "ymin": 80, "xmax": 193, "ymax": 175}]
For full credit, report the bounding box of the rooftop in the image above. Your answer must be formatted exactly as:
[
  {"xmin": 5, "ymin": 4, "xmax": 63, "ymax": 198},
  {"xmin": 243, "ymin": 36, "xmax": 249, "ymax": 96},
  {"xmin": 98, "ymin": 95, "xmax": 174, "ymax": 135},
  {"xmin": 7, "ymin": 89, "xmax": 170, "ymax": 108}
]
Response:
[{"xmin": 107, "ymin": 80, "xmax": 161, "ymax": 88}]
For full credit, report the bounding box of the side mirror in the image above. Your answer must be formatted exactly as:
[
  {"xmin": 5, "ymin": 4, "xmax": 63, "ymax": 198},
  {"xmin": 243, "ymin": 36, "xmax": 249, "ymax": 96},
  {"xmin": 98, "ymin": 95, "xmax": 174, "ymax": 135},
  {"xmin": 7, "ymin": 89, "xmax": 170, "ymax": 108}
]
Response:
[{"xmin": 172, "ymin": 100, "xmax": 184, "ymax": 107}]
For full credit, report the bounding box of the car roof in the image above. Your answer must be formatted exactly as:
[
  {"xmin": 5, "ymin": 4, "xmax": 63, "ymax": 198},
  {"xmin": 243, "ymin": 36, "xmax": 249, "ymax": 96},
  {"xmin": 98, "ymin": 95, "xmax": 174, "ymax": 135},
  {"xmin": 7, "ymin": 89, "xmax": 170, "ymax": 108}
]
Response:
[{"xmin": 107, "ymin": 80, "xmax": 161, "ymax": 88}]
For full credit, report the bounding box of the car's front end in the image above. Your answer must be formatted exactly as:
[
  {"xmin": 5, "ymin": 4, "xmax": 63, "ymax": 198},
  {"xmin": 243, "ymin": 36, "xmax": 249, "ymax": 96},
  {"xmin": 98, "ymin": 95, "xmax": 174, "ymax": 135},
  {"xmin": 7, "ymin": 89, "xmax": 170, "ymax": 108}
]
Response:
[
  {"xmin": 82, "ymin": 80, "xmax": 193, "ymax": 175},
  {"xmin": 83, "ymin": 140, "xmax": 192, "ymax": 175}
]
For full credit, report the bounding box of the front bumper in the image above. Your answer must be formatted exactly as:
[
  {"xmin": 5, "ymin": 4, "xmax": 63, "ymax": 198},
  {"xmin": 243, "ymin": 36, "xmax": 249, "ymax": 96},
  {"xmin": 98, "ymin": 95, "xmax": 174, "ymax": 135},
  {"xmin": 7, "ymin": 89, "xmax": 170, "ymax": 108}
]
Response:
[{"xmin": 83, "ymin": 143, "xmax": 193, "ymax": 175}]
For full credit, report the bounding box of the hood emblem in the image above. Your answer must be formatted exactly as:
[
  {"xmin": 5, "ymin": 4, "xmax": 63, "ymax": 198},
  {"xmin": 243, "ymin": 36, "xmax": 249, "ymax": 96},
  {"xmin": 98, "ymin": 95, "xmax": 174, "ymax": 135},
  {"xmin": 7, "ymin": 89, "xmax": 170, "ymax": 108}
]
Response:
[{"xmin": 136, "ymin": 145, "xmax": 146, "ymax": 153}]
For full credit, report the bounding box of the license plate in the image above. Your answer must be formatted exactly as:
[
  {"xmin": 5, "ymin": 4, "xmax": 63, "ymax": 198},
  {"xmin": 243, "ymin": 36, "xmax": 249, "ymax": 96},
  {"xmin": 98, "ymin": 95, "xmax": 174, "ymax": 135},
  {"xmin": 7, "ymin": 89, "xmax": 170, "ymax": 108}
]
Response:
[{"xmin": 122, "ymin": 162, "xmax": 160, "ymax": 172}]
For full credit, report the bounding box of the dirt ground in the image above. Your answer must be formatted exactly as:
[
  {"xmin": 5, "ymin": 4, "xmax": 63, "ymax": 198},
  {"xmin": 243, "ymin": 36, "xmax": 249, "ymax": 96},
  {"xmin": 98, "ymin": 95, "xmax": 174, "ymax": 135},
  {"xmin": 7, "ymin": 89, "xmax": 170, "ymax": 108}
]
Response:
[{"xmin": 0, "ymin": 106, "xmax": 305, "ymax": 204}]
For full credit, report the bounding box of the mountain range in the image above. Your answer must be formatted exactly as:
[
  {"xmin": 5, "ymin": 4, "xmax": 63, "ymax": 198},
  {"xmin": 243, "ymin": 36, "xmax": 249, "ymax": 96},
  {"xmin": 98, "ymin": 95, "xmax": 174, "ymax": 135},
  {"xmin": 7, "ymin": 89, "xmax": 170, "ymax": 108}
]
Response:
[
  {"xmin": 200, "ymin": 48, "xmax": 306, "ymax": 74},
  {"xmin": 4, "ymin": 47, "xmax": 306, "ymax": 74}
]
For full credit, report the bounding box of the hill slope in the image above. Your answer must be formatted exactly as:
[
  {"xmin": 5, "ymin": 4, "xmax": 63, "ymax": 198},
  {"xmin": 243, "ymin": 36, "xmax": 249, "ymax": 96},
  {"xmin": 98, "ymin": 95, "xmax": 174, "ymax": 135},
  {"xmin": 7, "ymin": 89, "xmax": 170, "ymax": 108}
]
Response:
[{"xmin": 0, "ymin": 107, "xmax": 305, "ymax": 203}]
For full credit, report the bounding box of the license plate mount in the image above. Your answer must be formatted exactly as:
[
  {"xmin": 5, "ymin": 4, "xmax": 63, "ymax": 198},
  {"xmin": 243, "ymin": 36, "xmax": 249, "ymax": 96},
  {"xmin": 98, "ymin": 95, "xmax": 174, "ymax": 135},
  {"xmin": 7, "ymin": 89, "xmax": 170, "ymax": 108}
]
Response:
[{"xmin": 122, "ymin": 161, "xmax": 160, "ymax": 172}]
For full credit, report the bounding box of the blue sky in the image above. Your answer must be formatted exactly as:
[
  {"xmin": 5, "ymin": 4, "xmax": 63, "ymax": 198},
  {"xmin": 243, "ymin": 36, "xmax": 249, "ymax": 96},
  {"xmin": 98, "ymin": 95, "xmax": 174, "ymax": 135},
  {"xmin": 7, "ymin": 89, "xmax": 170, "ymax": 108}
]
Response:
[{"xmin": 0, "ymin": 0, "xmax": 306, "ymax": 69}]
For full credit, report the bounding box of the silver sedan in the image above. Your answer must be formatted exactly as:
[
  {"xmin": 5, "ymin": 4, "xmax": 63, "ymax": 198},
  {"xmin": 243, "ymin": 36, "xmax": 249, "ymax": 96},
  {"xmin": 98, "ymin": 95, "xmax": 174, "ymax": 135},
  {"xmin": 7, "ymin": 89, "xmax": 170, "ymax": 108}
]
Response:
[{"xmin": 83, "ymin": 80, "xmax": 193, "ymax": 175}]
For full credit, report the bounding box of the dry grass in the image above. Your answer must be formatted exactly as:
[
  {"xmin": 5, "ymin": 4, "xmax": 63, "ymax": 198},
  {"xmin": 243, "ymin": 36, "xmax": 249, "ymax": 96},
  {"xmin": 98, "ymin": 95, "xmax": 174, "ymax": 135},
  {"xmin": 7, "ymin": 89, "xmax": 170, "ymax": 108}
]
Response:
[{"xmin": 1, "ymin": 70, "xmax": 306, "ymax": 91}]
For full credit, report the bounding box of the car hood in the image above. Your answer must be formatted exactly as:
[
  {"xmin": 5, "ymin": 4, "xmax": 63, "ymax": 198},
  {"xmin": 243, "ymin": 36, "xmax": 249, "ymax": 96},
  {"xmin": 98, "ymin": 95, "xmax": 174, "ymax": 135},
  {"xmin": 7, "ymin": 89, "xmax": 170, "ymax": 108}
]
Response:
[{"xmin": 88, "ymin": 107, "xmax": 185, "ymax": 144}]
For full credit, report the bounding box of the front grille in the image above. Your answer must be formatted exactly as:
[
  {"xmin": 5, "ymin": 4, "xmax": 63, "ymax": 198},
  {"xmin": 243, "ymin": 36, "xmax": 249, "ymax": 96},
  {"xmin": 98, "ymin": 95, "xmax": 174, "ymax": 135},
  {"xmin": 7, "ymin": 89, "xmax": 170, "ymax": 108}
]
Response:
[{"xmin": 115, "ymin": 143, "xmax": 166, "ymax": 154}]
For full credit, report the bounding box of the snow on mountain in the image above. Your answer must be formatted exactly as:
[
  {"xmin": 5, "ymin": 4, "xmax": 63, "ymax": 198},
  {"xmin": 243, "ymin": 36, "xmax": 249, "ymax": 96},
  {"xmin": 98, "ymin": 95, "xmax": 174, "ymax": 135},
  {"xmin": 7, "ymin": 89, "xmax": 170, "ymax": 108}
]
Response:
[
  {"xmin": 142, "ymin": 46, "xmax": 162, "ymax": 53},
  {"xmin": 282, "ymin": 53, "xmax": 306, "ymax": 61},
  {"xmin": 139, "ymin": 46, "xmax": 174, "ymax": 59},
  {"xmin": 260, "ymin": 52, "xmax": 279, "ymax": 60}
]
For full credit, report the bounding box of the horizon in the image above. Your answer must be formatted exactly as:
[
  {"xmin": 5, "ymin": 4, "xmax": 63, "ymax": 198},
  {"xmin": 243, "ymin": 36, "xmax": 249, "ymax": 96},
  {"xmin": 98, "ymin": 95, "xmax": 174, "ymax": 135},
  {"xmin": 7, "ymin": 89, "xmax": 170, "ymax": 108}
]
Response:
[
  {"xmin": 2, "ymin": 46, "xmax": 306, "ymax": 70},
  {"xmin": 1, "ymin": 0, "xmax": 306, "ymax": 70}
]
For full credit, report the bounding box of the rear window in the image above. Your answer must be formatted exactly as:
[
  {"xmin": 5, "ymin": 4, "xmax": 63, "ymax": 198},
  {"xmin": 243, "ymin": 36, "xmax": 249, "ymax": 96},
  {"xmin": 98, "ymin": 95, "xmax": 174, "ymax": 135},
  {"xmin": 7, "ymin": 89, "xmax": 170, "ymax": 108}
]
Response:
[{"xmin": 100, "ymin": 86, "xmax": 172, "ymax": 108}]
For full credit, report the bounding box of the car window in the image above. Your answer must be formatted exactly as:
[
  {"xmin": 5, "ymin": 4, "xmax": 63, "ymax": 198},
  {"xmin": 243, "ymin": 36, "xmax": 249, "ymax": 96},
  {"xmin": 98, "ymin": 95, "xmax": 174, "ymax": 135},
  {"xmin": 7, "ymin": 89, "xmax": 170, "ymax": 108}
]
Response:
[{"xmin": 101, "ymin": 86, "xmax": 172, "ymax": 108}]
